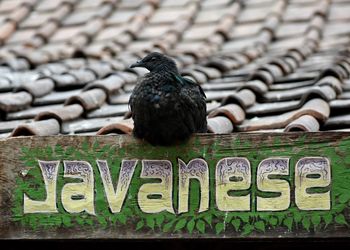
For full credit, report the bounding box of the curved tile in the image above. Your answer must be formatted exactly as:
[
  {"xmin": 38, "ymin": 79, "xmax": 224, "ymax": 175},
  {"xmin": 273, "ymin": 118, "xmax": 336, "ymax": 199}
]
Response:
[
  {"xmin": 208, "ymin": 104, "xmax": 245, "ymax": 124},
  {"xmin": 236, "ymin": 80, "xmax": 268, "ymax": 96},
  {"xmin": 35, "ymin": 104, "xmax": 84, "ymax": 123},
  {"xmin": 263, "ymin": 85, "xmax": 337, "ymax": 102},
  {"xmin": 61, "ymin": 116, "xmax": 124, "ymax": 134},
  {"xmin": 284, "ymin": 115, "xmax": 320, "ymax": 132},
  {"xmin": 207, "ymin": 116, "xmax": 233, "ymax": 134},
  {"xmin": 97, "ymin": 118, "xmax": 134, "ymax": 135},
  {"xmin": 11, "ymin": 118, "xmax": 60, "ymax": 136},
  {"xmin": 16, "ymin": 78, "xmax": 55, "ymax": 98},
  {"xmin": 238, "ymin": 98, "xmax": 330, "ymax": 131},
  {"xmin": 84, "ymin": 74, "xmax": 126, "ymax": 96},
  {"xmin": 221, "ymin": 89, "xmax": 256, "ymax": 109},
  {"xmin": 65, "ymin": 88, "xmax": 107, "ymax": 111},
  {"xmin": 0, "ymin": 91, "xmax": 33, "ymax": 112}
]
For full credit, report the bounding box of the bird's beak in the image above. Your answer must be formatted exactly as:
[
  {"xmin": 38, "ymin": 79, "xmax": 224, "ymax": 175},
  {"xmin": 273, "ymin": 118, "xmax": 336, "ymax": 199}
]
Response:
[{"xmin": 130, "ymin": 60, "xmax": 142, "ymax": 68}]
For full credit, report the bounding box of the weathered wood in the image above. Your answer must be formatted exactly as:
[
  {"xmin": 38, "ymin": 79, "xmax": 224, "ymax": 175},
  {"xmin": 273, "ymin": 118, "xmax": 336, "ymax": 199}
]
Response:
[{"xmin": 0, "ymin": 133, "xmax": 349, "ymax": 239}]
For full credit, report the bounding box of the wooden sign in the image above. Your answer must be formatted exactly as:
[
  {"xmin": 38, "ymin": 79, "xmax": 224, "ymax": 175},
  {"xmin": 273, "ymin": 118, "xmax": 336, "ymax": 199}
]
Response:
[{"xmin": 0, "ymin": 133, "xmax": 349, "ymax": 239}]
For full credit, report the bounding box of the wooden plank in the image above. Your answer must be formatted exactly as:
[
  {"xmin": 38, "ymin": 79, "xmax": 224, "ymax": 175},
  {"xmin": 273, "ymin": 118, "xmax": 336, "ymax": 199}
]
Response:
[{"xmin": 0, "ymin": 133, "xmax": 349, "ymax": 239}]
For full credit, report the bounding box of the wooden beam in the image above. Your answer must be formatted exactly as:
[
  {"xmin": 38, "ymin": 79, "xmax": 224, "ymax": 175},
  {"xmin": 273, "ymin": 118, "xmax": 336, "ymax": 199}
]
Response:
[{"xmin": 0, "ymin": 133, "xmax": 349, "ymax": 239}]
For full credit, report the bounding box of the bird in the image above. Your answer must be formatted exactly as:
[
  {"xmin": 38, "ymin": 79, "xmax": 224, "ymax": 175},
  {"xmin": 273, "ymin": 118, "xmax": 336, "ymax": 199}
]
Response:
[{"xmin": 129, "ymin": 52, "xmax": 207, "ymax": 146}]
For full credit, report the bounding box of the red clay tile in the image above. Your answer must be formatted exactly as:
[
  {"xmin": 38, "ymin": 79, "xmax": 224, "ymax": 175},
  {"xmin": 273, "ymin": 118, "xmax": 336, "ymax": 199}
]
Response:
[
  {"xmin": 107, "ymin": 10, "xmax": 135, "ymax": 25},
  {"xmin": 86, "ymin": 104, "xmax": 129, "ymax": 118},
  {"xmin": 77, "ymin": 0, "xmax": 106, "ymax": 9},
  {"xmin": 206, "ymin": 102, "xmax": 221, "ymax": 113},
  {"xmin": 50, "ymin": 26, "xmax": 82, "ymax": 42},
  {"xmin": 33, "ymin": 89, "xmax": 81, "ymax": 106},
  {"xmin": 68, "ymin": 69, "xmax": 97, "ymax": 84},
  {"xmin": 0, "ymin": 92, "xmax": 33, "ymax": 112},
  {"xmin": 284, "ymin": 4, "xmax": 316, "ymax": 22},
  {"xmin": 97, "ymin": 118, "xmax": 134, "ymax": 135},
  {"xmin": 8, "ymin": 4, "xmax": 31, "ymax": 23},
  {"xmin": 316, "ymin": 76, "xmax": 342, "ymax": 94},
  {"xmin": 208, "ymin": 104, "xmax": 245, "ymax": 124},
  {"xmin": 117, "ymin": 71, "xmax": 138, "ymax": 84},
  {"xmin": 204, "ymin": 57, "xmax": 240, "ymax": 72},
  {"xmin": 246, "ymin": 100, "xmax": 301, "ymax": 116},
  {"xmin": 84, "ymin": 74, "xmax": 125, "ymax": 96},
  {"xmin": 17, "ymin": 78, "xmax": 55, "ymax": 98},
  {"xmin": 81, "ymin": 18, "xmax": 105, "ymax": 38},
  {"xmin": 263, "ymin": 85, "xmax": 337, "ymax": 103},
  {"xmin": 36, "ymin": 0, "xmax": 64, "ymax": 12},
  {"xmin": 238, "ymin": 80, "xmax": 269, "ymax": 96},
  {"xmin": 65, "ymin": 88, "xmax": 107, "ymax": 111},
  {"xmin": 323, "ymin": 110, "xmax": 350, "ymax": 129},
  {"xmin": 2, "ymin": 58, "xmax": 31, "ymax": 71},
  {"xmin": 11, "ymin": 118, "xmax": 60, "ymax": 136},
  {"xmin": 34, "ymin": 25, "xmax": 56, "ymax": 44},
  {"xmin": 222, "ymin": 89, "xmax": 256, "ymax": 109},
  {"xmin": 86, "ymin": 63, "xmax": 113, "ymax": 78},
  {"xmin": 7, "ymin": 29, "xmax": 36, "ymax": 44},
  {"xmin": 276, "ymin": 22, "xmax": 308, "ymax": 39},
  {"xmin": 329, "ymin": 3, "xmax": 350, "ymax": 21},
  {"xmin": 238, "ymin": 98, "xmax": 330, "ymax": 131},
  {"xmin": 191, "ymin": 65, "xmax": 221, "ymax": 79},
  {"xmin": 62, "ymin": 8, "xmax": 97, "ymax": 26},
  {"xmin": 0, "ymin": 0, "xmax": 27, "ymax": 12},
  {"xmin": 0, "ymin": 119, "xmax": 33, "ymax": 133},
  {"xmin": 207, "ymin": 116, "xmax": 233, "ymax": 134},
  {"xmin": 182, "ymin": 24, "xmax": 217, "ymax": 41},
  {"xmin": 230, "ymin": 23, "xmax": 262, "ymax": 39},
  {"xmin": 139, "ymin": 25, "xmax": 170, "ymax": 40},
  {"xmin": 181, "ymin": 70, "xmax": 207, "ymax": 84},
  {"xmin": 119, "ymin": 0, "xmax": 144, "ymax": 9},
  {"xmin": 6, "ymin": 104, "xmax": 62, "ymax": 120},
  {"xmin": 201, "ymin": 0, "xmax": 232, "ymax": 9},
  {"xmin": 95, "ymin": 26, "xmax": 126, "ymax": 42},
  {"xmin": 149, "ymin": 8, "xmax": 189, "ymax": 24},
  {"xmin": 284, "ymin": 115, "xmax": 320, "ymax": 132},
  {"xmin": 161, "ymin": 0, "xmax": 192, "ymax": 7},
  {"xmin": 1, "ymin": 0, "xmax": 350, "ymax": 137},
  {"xmin": 0, "ymin": 21, "xmax": 16, "ymax": 42},
  {"xmin": 35, "ymin": 104, "xmax": 84, "ymax": 123},
  {"xmin": 195, "ymin": 9, "xmax": 231, "ymax": 24},
  {"xmin": 61, "ymin": 116, "xmax": 124, "ymax": 134}
]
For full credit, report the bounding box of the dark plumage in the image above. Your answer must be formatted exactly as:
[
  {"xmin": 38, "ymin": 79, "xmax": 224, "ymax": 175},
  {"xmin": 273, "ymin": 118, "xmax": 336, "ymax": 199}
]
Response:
[{"xmin": 129, "ymin": 52, "xmax": 207, "ymax": 146}]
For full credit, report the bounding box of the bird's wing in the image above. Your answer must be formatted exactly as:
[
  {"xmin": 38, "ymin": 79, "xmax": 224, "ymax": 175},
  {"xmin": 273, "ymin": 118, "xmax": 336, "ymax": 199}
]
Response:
[
  {"xmin": 171, "ymin": 73, "xmax": 206, "ymax": 98},
  {"xmin": 170, "ymin": 73, "xmax": 207, "ymax": 133}
]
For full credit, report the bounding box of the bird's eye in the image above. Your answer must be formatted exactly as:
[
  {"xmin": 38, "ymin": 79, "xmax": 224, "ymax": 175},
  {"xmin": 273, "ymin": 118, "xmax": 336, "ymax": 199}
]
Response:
[{"xmin": 151, "ymin": 57, "xmax": 156, "ymax": 61}]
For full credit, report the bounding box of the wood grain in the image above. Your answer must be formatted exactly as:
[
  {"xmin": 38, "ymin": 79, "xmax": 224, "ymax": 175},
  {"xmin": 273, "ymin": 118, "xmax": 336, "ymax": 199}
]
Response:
[{"xmin": 0, "ymin": 133, "xmax": 349, "ymax": 239}]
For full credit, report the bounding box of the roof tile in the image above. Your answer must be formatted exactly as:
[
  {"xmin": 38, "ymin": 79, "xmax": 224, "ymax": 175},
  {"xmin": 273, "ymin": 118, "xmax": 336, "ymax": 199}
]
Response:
[
  {"xmin": 0, "ymin": 92, "xmax": 33, "ymax": 112},
  {"xmin": 284, "ymin": 114, "xmax": 320, "ymax": 132},
  {"xmin": 97, "ymin": 118, "xmax": 134, "ymax": 135},
  {"xmin": 207, "ymin": 116, "xmax": 233, "ymax": 134},
  {"xmin": 11, "ymin": 118, "xmax": 60, "ymax": 136},
  {"xmin": 0, "ymin": 0, "xmax": 350, "ymax": 137},
  {"xmin": 65, "ymin": 88, "xmax": 107, "ymax": 111},
  {"xmin": 35, "ymin": 104, "xmax": 84, "ymax": 123}
]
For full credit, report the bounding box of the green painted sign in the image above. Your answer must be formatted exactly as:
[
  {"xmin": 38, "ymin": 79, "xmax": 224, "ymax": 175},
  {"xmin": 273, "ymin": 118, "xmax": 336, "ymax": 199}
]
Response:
[{"xmin": 0, "ymin": 133, "xmax": 349, "ymax": 238}]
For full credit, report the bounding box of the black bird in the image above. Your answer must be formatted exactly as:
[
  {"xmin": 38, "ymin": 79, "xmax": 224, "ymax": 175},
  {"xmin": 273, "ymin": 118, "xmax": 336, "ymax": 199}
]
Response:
[{"xmin": 129, "ymin": 52, "xmax": 207, "ymax": 146}]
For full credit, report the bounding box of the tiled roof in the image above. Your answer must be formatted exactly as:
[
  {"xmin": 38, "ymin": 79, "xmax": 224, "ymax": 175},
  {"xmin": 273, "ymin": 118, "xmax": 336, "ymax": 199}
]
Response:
[{"xmin": 1, "ymin": 0, "xmax": 350, "ymax": 138}]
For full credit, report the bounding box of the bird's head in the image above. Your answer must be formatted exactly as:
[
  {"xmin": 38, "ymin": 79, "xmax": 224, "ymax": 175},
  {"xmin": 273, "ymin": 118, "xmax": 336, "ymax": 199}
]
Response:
[{"xmin": 130, "ymin": 52, "xmax": 178, "ymax": 73}]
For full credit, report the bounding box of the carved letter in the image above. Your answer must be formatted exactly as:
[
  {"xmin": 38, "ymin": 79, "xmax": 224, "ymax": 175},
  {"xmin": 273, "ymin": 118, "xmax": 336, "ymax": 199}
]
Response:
[
  {"xmin": 138, "ymin": 160, "xmax": 175, "ymax": 213},
  {"xmin": 24, "ymin": 160, "xmax": 60, "ymax": 213},
  {"xmin": 295, "ymin": 157, "xmax": 331, "ymax": 210},
  {"xmin": 61, "ymin": 161, "xmax": 95, "ymax": 215},
  {"xmin": 256, "ymin": 158, "xmax": 290, "ymax": 211},
  {"xmin": 216, "ymin": 157, "xmax": 251, "ymax": 211},
  {"xmin": 178, "ymin": 158, "xmax": 209, "ymax": 213},
  {"xmin": 97, "ymin": 159, "xmax": 137, "ymax": 213}
]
